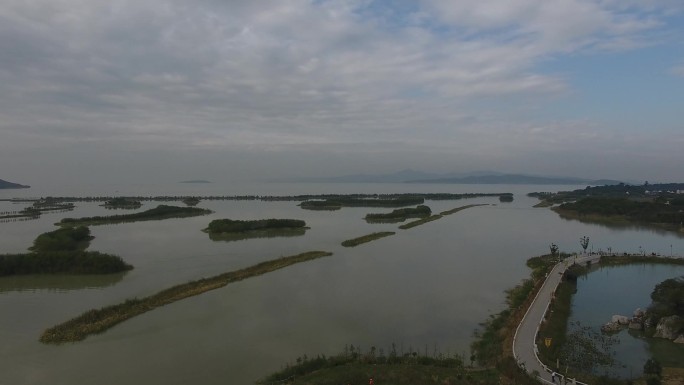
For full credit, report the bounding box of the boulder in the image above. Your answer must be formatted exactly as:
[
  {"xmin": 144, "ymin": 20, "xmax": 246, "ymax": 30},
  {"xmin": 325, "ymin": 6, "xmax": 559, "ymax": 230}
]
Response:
[
  {"xmin": 612, "ymin": 315, "xmax": 630, "ymax": 325},
  {"xmin": 633, "ymin": 308, "xmax": 645, "ymax": 318},
  {"xmin": 601, "ymin": 322, "xmax": 622, "ymax": 333},
  {"xmin": 628, "ymin": 320, "xmax": 643, "ymax": 331},
  {"xmin": 654, "ymin": 315, "xmax": 683, "ymax": 340},
  {"xmin": 675, "ymin": 335, "xmax": 684, "ymax": 344}
]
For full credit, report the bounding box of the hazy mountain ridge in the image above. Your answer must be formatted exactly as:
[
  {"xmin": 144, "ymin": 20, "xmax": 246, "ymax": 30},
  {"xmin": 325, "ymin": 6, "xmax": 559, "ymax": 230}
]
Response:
[
  {"xmin": 291, "ymin": 170, "xmax": 623, "ymax": 185},
  {"xmin": 0, "ymin": 178, "xmax": 30, "ymax": 189}
]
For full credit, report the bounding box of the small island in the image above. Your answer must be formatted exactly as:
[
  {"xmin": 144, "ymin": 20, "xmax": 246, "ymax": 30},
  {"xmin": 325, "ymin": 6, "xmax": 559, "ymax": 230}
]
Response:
[
  {"xmin": 57, "ymin": 205, "xmax": 212, "ymax": 226},
  {"xmin": 204, "ymin": 218, "xmax": 308, "ymax": 242},
  {"xmin": 0, "ymin": 226, "xmax": 132, "ymax": 276}
]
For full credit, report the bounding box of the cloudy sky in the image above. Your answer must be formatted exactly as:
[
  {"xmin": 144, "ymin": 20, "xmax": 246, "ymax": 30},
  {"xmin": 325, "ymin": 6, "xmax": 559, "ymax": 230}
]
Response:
[{"xmin": 1, "ymin": 0, "xmax": 683, "ymax": 185}]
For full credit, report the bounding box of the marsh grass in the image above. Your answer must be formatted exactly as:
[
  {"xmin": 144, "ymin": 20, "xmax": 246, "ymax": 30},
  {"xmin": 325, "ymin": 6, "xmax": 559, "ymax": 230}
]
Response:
[
  {"xmin": 58, "ymin": 205, "xmax": 212, "ymax": 226},
  {"xmin": 341, "ymin": 232, "xmax": 396, "ymax": 247},
  {"xmin": 40, "ymin": 250, "xmax": 332, "ymax": 344}
]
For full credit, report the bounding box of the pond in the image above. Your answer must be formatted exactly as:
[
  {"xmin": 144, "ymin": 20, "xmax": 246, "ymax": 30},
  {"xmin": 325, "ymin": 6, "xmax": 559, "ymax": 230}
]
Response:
[{"xmin": 569, "ymin": 264, "xmax": 684, "ymax": 379}]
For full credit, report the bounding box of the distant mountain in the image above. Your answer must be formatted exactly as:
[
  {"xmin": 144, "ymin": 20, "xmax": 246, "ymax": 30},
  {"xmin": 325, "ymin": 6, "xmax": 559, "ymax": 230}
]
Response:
[
  {"xmin": 0, "ymin": 178, "xmax": 30, "ymax": 189},
  {"xmin": 407, "ymin": 174, "xmax": 623, "ymax": 185},
  {"xmin": 291, "ymin": 169, "xmax": 504, "ymax": 183},
  {"xmin": 179, "ymin": 180, "xmax": 211, "ymax": 184},
  {"xmin": 290, "ymin": 171, "xmax": 623, "ymax": 185}
]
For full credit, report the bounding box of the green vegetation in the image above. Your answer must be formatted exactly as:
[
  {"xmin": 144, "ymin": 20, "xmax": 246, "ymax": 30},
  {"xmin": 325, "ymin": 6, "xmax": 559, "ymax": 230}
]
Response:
[
  {"xmin": 208, "ymin": 228, "xmax": 306, "ymax": 242},
  {"xmin": 260, "ymin": 346, "xmax": 499, "ymax": 385},
  {"xmin": 341, "ymin": 232, "xmax": 395, "ymax": 247},
  {"xmin": 399, "ymin": 215, "xmax": 442, "ymax": 229},
  {"xmin": 31, "ymin": 226, "xmax": 93, "ymax": 252},
  {"xmin": 300, "ymin": 196, "xmax": 425, "ymax": 210},
  {"xmin": 365, "ymin": 205, "xmax": 431, "ymax": 223},
  {"xmin": 0, "ymin": 227, "xmax": 131, "ymax": 276},
  {"xmin": 0, "ymin": 251, "xmax": 132, "ymax": 276},
  {"xmin": 439, "ymin": 204, "xmax": 488, "ymax": 216},
  {"xmin": 181, "ymin": 197, "xmax": 200, "ymax": 206},
  {"xmin": 499, "ymin": 194, "xmax": 514, "ymax": 202},
  {"xmin": 205, "ymin": 218, "xmax": 306, "ymax": 233},
  {"xmin": 58, "ymin": 205, "xmax": 212, "ymax": 226},
  {"xmin": 398, "ymin": 204, "xmax": 488, "ymax": 230},
  {"xmin": 647, "ymin": 277, "xmax": 684, "ymax": 331},
  {"xmin": 102, "ymin": 198, "xmax": 142, "ymax": 209},
  {"xmin": 40, "ymin": 251, "xmax": 332, "ymax": 344},
  {"xmin": 530, "ymin": 183, "xmax": 684, "ymax": 233}
]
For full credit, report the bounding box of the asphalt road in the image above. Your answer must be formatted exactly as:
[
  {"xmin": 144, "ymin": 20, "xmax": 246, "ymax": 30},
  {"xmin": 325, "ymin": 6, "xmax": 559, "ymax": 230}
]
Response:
[{"xmin": 512, "ymin": 254, "xmax": 599, "ymax": 385}]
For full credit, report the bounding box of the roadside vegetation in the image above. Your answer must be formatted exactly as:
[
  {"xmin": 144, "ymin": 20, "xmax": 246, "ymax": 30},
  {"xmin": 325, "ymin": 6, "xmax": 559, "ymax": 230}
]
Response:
[
  {"xmin": 341, "ymin": 232, "xmax": 395, "ymax": 247},
  {"xmin": 57, "ymin": 205, "xmax": 212, "ymax": 226},
  {"xmin": 40, "ymin": 251, "xmax": 332, "ymax": 344},
  {"xmin": 260, "ymin": 345, "xmax": 500, "ymax": 385},
  {"xmin": 0, "ymin": 226, "xmax": 132, "ymax": 276}
]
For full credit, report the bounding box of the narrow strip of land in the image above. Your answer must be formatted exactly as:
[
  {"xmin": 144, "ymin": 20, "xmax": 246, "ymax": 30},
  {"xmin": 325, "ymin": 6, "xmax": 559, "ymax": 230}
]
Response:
[
  {"xmin": 341, "ymin": 232, "xmax": 395, "ymax": 247},
  {"xmin": 399, "ymin": 204, "xmax": 487, "ymax": 230},
  {"xmin": 40, "ymin": 250, "xmax": 332, "ymax": 344},
  {"xmin": 512, "ymin": 254, "xmax": 599, "ymax": 385}
]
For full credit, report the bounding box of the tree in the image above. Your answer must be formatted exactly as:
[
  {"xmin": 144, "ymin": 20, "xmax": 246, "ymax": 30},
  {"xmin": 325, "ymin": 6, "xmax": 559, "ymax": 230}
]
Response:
[
  {"xmin": 550, "ymin": 243, "xmax": 559, "ymax": 260},
  {"xmin": 580, "ymin": 236, "xmax": 590, "ymax": 253}
]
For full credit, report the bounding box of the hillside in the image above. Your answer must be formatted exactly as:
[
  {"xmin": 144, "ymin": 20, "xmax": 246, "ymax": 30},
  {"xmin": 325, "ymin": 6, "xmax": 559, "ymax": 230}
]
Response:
[{"xmin": 0, "ymin": 178, "xmax": 30, "ymax": 189}]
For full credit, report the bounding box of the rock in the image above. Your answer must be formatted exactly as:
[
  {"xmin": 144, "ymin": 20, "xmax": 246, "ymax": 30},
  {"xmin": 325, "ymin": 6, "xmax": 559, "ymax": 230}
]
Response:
[
  {"xmin": 634, "ymin": 308, "xmax": 645, "ymax": 318},
  {"xmin": 654, "ymin": 315, "xmax": 683, "ymax": 340},
  {"xmin": 601, "ymin": 322, "xmax": 622, "ymax": 333},
  {"xmin": 675, "ymin": 335, "xmax": 684, "ymax": 344},
  {"xmin": 612, "ymin": 315, "xmax": 630, "ymax": 325},
  {"xmin": 629, "ymin": 321, "xmax": 643, "ymax": 330}
]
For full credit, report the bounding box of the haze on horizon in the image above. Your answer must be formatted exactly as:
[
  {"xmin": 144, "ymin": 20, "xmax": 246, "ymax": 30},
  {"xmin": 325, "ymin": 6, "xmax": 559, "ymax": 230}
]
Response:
[{"xmin": 1, "ymin": 0, "xmax": 683, "ymax": 187}]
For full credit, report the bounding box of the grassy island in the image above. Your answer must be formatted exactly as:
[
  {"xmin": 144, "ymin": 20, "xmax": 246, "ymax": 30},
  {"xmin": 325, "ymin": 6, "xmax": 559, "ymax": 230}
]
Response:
[
  {"xmin": 341, "ymin": 232, "xmax": 395, "ymax": 247},
  {"xmin": 58, "ymin": 205, "xmax": 212, "ymax": 226},
  {"xmin": 102, "ymin": 198, "xmax": 142, "ymax": 209},
  {"xmin": 364, "ymin": 205, "xmax": 431, "ymax": 223},
  {"xmin": 40, "ymin": 250, "xmax": 332, "ymax": 344},
  {"xmin": 204, "ymin": 218, "xmax": 308, "ymax": 241},
  {"xmin": 205, "ymin": 218, "xmax": 306, "ymax": 233},
  {"xmin": 0, "ymin": 227, "xmax": 132, "ymax": 276}
]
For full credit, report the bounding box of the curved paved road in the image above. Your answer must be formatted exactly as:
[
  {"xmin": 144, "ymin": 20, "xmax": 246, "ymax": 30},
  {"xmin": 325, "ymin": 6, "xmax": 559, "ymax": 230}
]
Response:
[{"xmin": 513, "ymin": 254, "xmax": 599, "ymax": 384}]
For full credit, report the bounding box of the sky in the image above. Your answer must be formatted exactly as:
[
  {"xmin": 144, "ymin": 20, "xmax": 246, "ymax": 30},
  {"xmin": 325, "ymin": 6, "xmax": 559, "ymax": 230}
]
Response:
[{"xmin": 1, "ymin": 0, "xmax": 683, "ymax": 186}]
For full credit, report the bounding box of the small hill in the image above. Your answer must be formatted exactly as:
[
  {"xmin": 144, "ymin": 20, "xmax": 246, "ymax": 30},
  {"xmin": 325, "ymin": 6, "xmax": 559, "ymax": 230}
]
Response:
[{"xmin": 0, "ymin": 178, "xmax": 30, "ymax": 189}]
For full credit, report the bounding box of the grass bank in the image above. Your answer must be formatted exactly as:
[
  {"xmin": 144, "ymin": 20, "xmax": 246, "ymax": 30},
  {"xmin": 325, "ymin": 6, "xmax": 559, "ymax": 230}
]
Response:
[
  {"xmin": 398, "ymin": 204, "xmax": 487, "ymax": 230},
  {"xmin": 40, "ymin": 250, "xmax": 332, "ymax": 344},
  {"xmin": 57, "ymin": 205, "xmax": 212, "ymax": 226},
  {"xmin": 341, "ymin": 232, "xmax": 395, "ymax": 247}
]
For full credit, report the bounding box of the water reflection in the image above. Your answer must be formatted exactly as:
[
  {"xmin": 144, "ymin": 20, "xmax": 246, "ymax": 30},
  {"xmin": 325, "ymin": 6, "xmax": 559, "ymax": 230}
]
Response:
[
  {"xmin": 556, "ymin": 211, "xmax": 684, "ymax": 238},
  {"xmin": 207, "ymin": 228, "xmax": 307, "ymax": 242},
  {"xmin": 0, "ymin": 272, "xmax": 126, "ymax": 293}
]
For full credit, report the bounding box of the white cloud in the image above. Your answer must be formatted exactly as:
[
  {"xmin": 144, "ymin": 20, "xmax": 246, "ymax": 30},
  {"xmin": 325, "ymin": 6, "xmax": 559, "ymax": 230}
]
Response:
[
  {"xmin": 670, "ymin": 63, "xmax": 684, "ymax": 77},
  {"xmin": 0, "ymin": 0, "xmax": 681, "ymax": 181}
]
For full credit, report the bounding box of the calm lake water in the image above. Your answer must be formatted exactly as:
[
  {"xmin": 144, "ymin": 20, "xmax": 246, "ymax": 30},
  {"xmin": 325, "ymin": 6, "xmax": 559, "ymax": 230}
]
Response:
[
  {"xmin": 1, "ymin": 183, "xmax": 683, "ymax": 384},
  {"xmin": 569, "ymin": 264, "xmax": 684, "ymax": 378}
]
